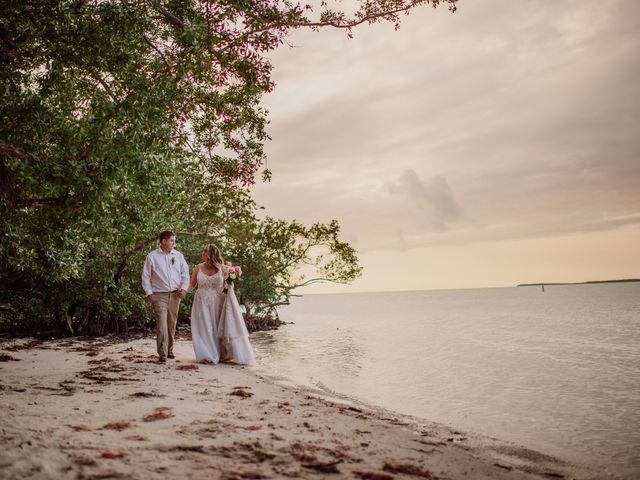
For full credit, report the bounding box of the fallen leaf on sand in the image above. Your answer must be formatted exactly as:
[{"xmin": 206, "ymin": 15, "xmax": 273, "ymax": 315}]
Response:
[
  {"xmin": 101, "ymin": 451, "xmax": 126, "ymax": 459},
  {"xmin": 302, "ymin": 459, "xmax": 343, "ymax": 474},
  {"xmin": 176, "ymin": 364, "xmax": 199, "ymax": 371},
  {"xmin": 143, "ymin": 407, "xmax": 173, "ymax": 422},
  {"xmin": 230, "ymin": 388, "xmax": 254, "ymax": 398},
  {"xmin": 125, "ymin": 435, "xmax": 149, "ymax": 441},
  {"xmin": 353, "ymin": 472, "xmax": 394, "ymax": 480},
  {"xmin": 382, "ymin": 462, "xmax": 432, "ymax": 478},
  {"xmin": 101, "ymin": 422, "xmax": 136, "ymax": 431},
  {"xmin": 68, "ymin": 424, "xmax": 93, "ymax": 432}
]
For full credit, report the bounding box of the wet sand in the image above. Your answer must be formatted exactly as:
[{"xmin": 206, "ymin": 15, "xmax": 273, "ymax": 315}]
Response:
[{"xmin": 0, "ymin": 336, "xmax": 611, "ymax": 479}]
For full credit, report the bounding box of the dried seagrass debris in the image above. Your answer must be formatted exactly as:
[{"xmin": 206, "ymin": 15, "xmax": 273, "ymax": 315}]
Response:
[
  {"xmin": 143, "ymin": 406, "xmax": 173, "ymax": 422},
  {"xmin": 353, "ymin": 472, "xmax": 394, "ymax": 480},
  {"xmin": 68, "ymin": 424, "xmax": 93, "ymax": 432},
  {"xmin": 101, "ymin": 422, "xmax": 137, "ymax": 431},
  {"xmin": 176, "ymin": 364, "xmax": 199, "ymax": 371},
  {"xmin": 101, "ymin": 451, "xmax": 127, "ymax": 459},
  {"xmin": 382, "ymin": 462, "xmax": 433, "ymax": 478},
  {"xmin": 230, "ymin": 386, "xmax": 254, "ymax": 398},
  {"xmin": 301, "ymin": 459, "xmax": 343, "ymax": 474},
  {"xmin": 129, "ymin": 391, "xmax": 166, "ymax": 398}
]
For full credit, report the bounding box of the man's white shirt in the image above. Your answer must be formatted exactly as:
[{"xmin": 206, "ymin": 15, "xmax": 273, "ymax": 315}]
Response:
[{"xmin": 142, "ymin": 248, "xmax": 190, "ymax": 296}]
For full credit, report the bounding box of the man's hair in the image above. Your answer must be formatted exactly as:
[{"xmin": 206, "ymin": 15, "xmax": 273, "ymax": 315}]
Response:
[{"xmin": 159, "ymin": 230, "xmax": 175, "ymax": 242}]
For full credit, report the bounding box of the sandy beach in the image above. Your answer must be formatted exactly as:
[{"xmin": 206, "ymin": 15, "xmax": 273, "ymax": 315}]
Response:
[{"xmin": 0, "ymin": 335, "xmax": 611, "ymax": 480}]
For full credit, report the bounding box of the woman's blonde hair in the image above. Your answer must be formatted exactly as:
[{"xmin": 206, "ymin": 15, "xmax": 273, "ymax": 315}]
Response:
[{"xmin": 203, "ymin": 243, "xmax": 224, "ymax": 269}]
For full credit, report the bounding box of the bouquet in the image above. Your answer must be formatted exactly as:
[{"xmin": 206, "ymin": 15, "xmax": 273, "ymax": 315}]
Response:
[{"xmin": 223, "ymin": 262, "xmax": 242, "ymax": 294}]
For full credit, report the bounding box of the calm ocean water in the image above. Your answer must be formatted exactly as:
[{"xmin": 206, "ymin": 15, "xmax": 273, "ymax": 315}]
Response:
[{"xmin": 251, "ymin": 282, "xmax": 640, "ymax": 478}]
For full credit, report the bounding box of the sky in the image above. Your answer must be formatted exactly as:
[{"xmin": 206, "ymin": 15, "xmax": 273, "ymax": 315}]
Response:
[{"xmin": 252, "ymin": 0, "xmax": 640, "ymax": 294}]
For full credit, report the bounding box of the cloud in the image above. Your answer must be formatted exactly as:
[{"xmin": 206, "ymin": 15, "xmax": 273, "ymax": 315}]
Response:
[
  {"xmin": 388, "ymin": 170, "xmax": 463, "ymax": 231},
  {"xmin": 253, "ymin": 0, "xmax": 640, "ymax": 261}
]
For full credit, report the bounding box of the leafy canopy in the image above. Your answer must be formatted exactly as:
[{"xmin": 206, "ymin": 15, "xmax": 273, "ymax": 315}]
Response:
[{"xmin": 0, "ymin": 0, "xmax": 457, "ymax": 334}]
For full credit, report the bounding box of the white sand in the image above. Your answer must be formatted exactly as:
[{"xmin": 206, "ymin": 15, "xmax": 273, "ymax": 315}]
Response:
[{"xmin": 0, "ymin": 336, "xmax": 611, "ymax": 479}]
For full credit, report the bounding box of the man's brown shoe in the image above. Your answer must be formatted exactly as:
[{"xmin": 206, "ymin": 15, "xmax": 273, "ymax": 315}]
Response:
[
  {"xmin": 158, "ymin": 356, "xmax": 167, "ymax": 363},
  {"xmin": 167, "ymin": 353, "xmax": 175, "ymax": 359}
]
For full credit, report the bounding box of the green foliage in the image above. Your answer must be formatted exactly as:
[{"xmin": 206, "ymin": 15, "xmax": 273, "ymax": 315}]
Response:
[
  {"xmin": 0, "ymin": 0, "xmax": 455, "ymax": 335},
  {"xmin": 223, "ymin": 216, "xmax": 362, "ymax": 317}
]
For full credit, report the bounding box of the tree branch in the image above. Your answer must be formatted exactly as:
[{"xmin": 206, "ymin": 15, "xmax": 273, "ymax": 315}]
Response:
[
  {"xmin": 89, "ymin": 71, "xmax": 117, "ymax": 101},
  {"xmin": 113, "ymin": 235, "xmax": 157, "ymax": 284},
  {"xmin": 150, "ymin": 1, "xmax": 185, "ymax": 30},
  {"xmin": 222, "ymin": 0, "xmax": 456, "ymax": 54},
  {"xmin": 17, "ymin": 195, "xmax": 70, "ymax": 208},
  {"xmin": 266, "ymin": 299, "xmax": 290, "ymax": 308},
  {"xmin": 143, "ymin": 34, "xmax": 170, "ymax": 66},
  {"xmin": 0, "ymin": 142, "xmax": 44, "ymax": 165},
  {"xmin": 174, "ymin": 231, "xmax": 220, "ymax": 239},
  {"xmin": 283, "ymin": 277, "xmax": 349, "ymax": 289},
  {"xmin": 298, "ymin": 0, "xmax": 458, "ymax": 30}
]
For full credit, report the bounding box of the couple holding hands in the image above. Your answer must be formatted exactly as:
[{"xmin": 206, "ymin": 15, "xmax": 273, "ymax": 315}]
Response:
[{"xmin": 141, "ymin": 231, "xmax": 255, "ymax": 365}]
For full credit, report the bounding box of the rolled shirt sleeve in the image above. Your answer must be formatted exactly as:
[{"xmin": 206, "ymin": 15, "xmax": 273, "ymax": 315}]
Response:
[
  {"xmin": 179, "ymin": 253, "xmax": 190, "ymax": 290},
  {"xmin": 141, "ymin": 254, "xmax": 154, "ymax": 297}
]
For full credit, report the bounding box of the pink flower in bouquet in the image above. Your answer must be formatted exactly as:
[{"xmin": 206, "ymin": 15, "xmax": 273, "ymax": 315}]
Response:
[
  {"xmin": 223, "ymin": 262, "xmax": 243, "ymax": 291},
  {"xmin": 223, "ymin": 262, "xmax": 242, "ymax": 293}
]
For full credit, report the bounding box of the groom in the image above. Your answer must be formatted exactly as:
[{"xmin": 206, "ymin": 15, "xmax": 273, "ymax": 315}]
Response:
[{"xmin": 142, "ymin": 231, "xmax": 190, "ymax": 363}]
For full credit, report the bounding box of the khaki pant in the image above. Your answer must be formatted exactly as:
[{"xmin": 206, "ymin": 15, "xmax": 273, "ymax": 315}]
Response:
[{"xmin": 149, "ymin": 291, "xmax": 181, "ymax": 358}]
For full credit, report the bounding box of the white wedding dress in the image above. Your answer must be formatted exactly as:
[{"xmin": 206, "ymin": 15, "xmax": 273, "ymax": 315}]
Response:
[{"xmin": 190, "ymin": 268, "xmax": 255, "ymax": 365}]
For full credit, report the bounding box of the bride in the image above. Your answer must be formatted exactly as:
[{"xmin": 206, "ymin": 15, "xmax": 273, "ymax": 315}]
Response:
[{"xmin": 188, "ymin": 243, "xmax": 255, "ymax": 365}]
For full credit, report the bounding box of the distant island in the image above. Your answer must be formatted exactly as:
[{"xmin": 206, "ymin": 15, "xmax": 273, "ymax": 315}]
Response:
[{"xmin": 518, "ymin": 279, "xmax": 640, "ymax": 287}]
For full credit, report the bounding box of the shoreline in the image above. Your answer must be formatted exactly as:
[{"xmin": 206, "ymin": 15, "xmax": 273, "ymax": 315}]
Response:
[
  {"xmin": 517, "ymin": 279, "xmax": 640, "ymax": 287},
  {"xmin": 250, "ymin": 359, "xmax": 612, "ymax": 475},
  {"xmin": 1, "ymin": 336, "xmax": 618, "ymax": 479}
]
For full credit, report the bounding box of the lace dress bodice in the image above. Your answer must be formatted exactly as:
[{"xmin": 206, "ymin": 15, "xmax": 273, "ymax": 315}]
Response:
[{"xmin": 196, "ymin": 269, "xmax": 224, "ymax": 302}]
